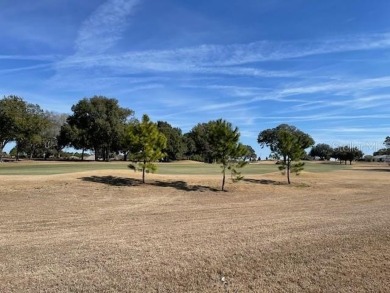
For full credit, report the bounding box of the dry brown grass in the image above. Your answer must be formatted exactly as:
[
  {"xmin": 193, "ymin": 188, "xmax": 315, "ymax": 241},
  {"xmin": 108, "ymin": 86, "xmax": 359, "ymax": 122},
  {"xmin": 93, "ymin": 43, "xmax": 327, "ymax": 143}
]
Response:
[{"xmin": 0, "ymin": 164, "xmax": 389, "ymax": 292}]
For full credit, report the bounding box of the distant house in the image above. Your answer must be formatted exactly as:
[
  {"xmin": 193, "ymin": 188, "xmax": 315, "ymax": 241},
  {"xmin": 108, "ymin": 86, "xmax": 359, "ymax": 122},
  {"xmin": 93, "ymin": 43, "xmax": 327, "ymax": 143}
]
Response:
[{"xmin": 373, "ymin": 155, "xmax": 390, "ymax": 162}]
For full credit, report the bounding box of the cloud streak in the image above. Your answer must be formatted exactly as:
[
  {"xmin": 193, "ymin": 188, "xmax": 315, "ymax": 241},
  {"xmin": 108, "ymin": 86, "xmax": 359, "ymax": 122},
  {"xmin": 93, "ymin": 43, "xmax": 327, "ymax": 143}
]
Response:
[
  {"xmin": 75, "ymin": 0, "xmax": 140, "ymax": 55},
  {"xmin": 57, "ymin": 32, "xmax": 390, "ymax": 76}
]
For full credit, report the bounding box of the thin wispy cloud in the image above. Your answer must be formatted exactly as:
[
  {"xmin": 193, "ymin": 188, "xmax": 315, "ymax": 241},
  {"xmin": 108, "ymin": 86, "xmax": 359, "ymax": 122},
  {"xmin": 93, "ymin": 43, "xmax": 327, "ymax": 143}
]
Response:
[
  {"xmin": 75, "ymin": 0, "xmax": 140, "ymax": 55},
  {"xmin": 0, "ymin": 54, "xmax": 61, "ymax": 61},
  {"xmin": 0, "ymin": 63, "xmax": 52, "ymax": 74},
  {"xmin": 253, "ymin": 114, "xmax": 390, "ymax": 122},
  {"xmin": 56, "ymin": 32, "xmax": 390, "ymax": 78},
  {"xmin": 317, "ymin": 126, "xmax": 390, "ymax": 133}
]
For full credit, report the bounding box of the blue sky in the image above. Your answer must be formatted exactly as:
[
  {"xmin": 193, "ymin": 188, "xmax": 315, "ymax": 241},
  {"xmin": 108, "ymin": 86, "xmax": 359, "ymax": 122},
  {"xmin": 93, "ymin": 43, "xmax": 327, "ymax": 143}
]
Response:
[{"xmin": 1, "ymin": 0, "xmax": 390, "ymax": 156}]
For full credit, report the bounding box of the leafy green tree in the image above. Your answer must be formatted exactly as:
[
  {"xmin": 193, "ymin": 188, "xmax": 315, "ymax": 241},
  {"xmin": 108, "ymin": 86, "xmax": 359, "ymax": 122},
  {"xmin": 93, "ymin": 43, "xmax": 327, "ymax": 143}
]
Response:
[
  {"xmin": 65, "ymin": 96, "xmax": 134, "ymax": 161},
  {"xmin": 373, "ymin": 148, "xmax": 390, "ymax": 156},
  {"xmin": 309, "ymin": 143, "xmax": 333, "ymax": 160},
  {"xmin": 243, "ymin": 145, "xmax": 257, "ymax": 161},
  {"xmin": 0, "ymin": 96, "xmax": 28, "ymax": 161},
  {"xmin": 333, "ymin": 146, "xmax": 363, "ymax": 165},
  {"xmin": 114, "ymin": 120, "xmax": 139, "ymax": 161},
  {"xmin": 15, "ymin": 103, "xmax": 49, "ymax": 159},
  {"xmin": 183, "ymin": 134, "xmax": 196, "ymax": 160},
  {"xmin": 57, "ymin": 123, "xmax": 90, "ymax": 160},
  {"xmin": 185, "ymin": 122, "xmax": 214, "ymax": 163},
  {"xmin": 258, "ymin": 124, "xmax": 314, "ymax": 184},
  {"xmin": 127, "ymin": 114, "xmax": 167, "ymax": 183},
  {"xmin": 157, "ymin": 121, "xmax": 187, "ymax": 161},
  {"xmin": 0, "ymin": 97, "xmax": 49, "ymax": 160},
  {"xmin": 208, "ymin": 119, "xmax": 247, "ymax": 191}
]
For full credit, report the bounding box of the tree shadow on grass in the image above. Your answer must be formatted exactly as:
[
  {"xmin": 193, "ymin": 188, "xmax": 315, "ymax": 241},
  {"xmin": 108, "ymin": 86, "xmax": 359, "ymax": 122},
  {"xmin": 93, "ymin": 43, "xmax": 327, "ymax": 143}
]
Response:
[
  {"xmin": 153, "ymin": 180, "xmax": 220, "ymax": 192},
  {"xmin": 243, "ymin": 178, "xmax": 286, "ymax": 185},
  {"xmin": 350, "ymin": 168, "xmax": 390, "ymax": 173},
  {"xmin": 79, "ymin": 176, "xmax": 220, "ymax": 192},
  {"xmin": 80, "ymin": 176, "xmax": 142, "ymax": 186}
]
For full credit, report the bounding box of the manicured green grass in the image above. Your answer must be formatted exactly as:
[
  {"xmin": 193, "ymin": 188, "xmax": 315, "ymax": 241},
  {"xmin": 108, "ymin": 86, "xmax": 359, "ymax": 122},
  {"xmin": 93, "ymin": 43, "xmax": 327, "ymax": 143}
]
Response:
[{"xmin": 0, "ymin": 160, "xmax": 350, "ymax": 176}]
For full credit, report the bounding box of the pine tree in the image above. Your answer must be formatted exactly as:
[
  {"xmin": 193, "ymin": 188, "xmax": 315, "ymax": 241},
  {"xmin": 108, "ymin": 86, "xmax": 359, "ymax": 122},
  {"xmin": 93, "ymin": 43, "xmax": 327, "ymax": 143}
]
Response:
[
  {"xmin": 208, "ymin": 119, "xmax": 247, "ymax": 191},
  {"xmin": 127, "ymin": 114, "xmax": 167, "ymax": 183}
]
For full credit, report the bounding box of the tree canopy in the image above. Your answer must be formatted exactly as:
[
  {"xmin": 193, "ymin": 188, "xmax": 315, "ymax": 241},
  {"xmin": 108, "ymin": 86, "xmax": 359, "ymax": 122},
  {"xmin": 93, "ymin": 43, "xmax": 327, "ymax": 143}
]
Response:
[
  {"xmin": 258, "ymin": 124, "xmax": 314, "ymax": 184},
  {"xmin": 185, "ymin": 122, "xmax": 214, "ymax": 163},
  {"xmin": 309, "ymin": 143, "xmax": 333, "ymax": 160},
  {"xmin": 243, "ymin": 145, "xmax": 257, "ymax": 161},
  {"xmin": 0, "ymin": 96, "xmax": 27, "ymax": 160},
  {"xmin": 62, "ymin": 96, "xmax": 134, "ymax": 161},
  {"xmin": 333, "ymin": 146, "xmax": 364, "ymax": 165},
  {"xmin": 157, "ymin": 121, "xmax": 187, "ymax": 161}
]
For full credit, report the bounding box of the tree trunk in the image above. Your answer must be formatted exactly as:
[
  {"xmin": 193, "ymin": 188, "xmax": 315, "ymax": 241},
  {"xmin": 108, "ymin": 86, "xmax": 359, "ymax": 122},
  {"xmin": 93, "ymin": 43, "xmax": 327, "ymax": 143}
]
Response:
[
  {"xmin": 142, "ymin": 159, "xmax": 146, "ymax": 183},
  {"xmin": 106, "ymin": 147, "xmax": 110, "ymax": 162},
  {"xmin": 123, "ymin": 152, "xmax": 128, "ymax": 161},
  {"xmin": 29, "ymin": 147, "xmax": 34, "ymax": 160},
  {"xmin": 16, "ymin": 145, "xmax": 20, "ymax": 161},
  {"xmin": 221, "ymin": 167, "xmax": 226, "ymax": 191},
  {"xmin": 81, "ymin": 149, "xmax": 85, "ymax": 161},
  {"xmin": 287, "ymin": 161, "xmax": 291, "ymax": 184},
  {"xmin": 94, "ymin": 147, "xmax": 99, "ymax": 161},
  {"xmin": 0, "ymin": 140, "xmax": 10, "ymax": 162}
]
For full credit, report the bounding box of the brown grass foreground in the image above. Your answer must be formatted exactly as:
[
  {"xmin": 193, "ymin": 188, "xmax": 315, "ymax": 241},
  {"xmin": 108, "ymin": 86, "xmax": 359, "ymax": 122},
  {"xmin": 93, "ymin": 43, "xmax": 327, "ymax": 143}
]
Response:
[{"xmin": 0, "ymin": 164, "xmax": 389, "ymax": 292}]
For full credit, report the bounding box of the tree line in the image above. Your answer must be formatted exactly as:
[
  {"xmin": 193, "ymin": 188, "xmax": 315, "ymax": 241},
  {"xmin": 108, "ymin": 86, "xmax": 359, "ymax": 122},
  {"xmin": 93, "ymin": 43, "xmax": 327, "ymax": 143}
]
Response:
[
  {"xmin": 0, "ymin": 95, "xmax": 257, "ymax": 164},
  {"xmin": 2, "ymin": 95, "xmax": 387, "ymax": 188}
]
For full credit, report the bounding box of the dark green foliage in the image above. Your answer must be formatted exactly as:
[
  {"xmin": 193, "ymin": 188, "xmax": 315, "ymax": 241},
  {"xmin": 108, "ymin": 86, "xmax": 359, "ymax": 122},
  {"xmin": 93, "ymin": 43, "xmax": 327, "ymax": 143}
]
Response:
[
  {"xmin": 185, "ymin": 122, "xmax": 214, "ymax": 163},
  {"xmin": 333, "ymin": 146, "xmax": 364, "ymax": 165},
  {"xmin": 208, "ymin": 119, "xmax": 248, "ymax": 191},
  {"xmin": 15, "ymin": 104, "xmax": 50, "ymax": 159},
  {"xmin": 258, "ymin": 124, "xmax": 314, "ymax": 184},
  {"xmin": 127, "ymin": 114, "xmax": 167, "ymax": 183},
  {"xmin": 63, "ymin": 96, "xmax": 134, "ymax": 161},
  {"xmin": 384, "ymin": 136, "xmax": 390, "ymax": 148},
  {"xmin": 0, "ymin": 96, "xmax": 28, "ymax": 161},
  {"xmin": 243, "ymin": 145, "xmax": 257, "ymax": 161},
  {"xmin": 0, "ymin": 96, "xmax": 52, "ymax": 160},
  {"xmin": 373, "ymin": 148, "xmax": 390, "ymax": 156},
  {"xmin": 157, "ymin": 121, "xmax": 187, "ymax": 161},
  {"xmin": 309, "ymin": 143, "xmax": 333, "ymax": 160}
]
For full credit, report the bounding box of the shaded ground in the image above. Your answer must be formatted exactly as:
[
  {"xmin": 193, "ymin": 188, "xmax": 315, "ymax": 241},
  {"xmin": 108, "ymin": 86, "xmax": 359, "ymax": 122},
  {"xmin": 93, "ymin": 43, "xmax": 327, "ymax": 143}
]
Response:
[
  {"xmin": 0, "ymin": 164, "xmax": 389, "ymax": 292},
  {"xmin": 81, "ymin": 175, "xmax": 219, "ymax": 192}
]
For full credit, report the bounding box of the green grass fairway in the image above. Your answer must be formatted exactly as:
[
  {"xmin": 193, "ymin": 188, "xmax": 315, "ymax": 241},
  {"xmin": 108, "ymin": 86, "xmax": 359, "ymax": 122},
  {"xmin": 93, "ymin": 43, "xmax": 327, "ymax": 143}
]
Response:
[{"xmin": 0, "ymin": 160, "xmax": 350, "ymax": 176}]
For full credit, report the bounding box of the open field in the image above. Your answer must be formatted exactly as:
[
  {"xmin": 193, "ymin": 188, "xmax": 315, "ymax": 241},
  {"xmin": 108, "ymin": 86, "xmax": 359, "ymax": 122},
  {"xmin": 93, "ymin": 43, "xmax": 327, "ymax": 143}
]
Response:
[
  {"xmin": 0, "ymin": 160, "xmax": 351, "ymax": 175},
  {"xmin": 0, "ymin": 162, "xmax": 389, "ymax": 292}
]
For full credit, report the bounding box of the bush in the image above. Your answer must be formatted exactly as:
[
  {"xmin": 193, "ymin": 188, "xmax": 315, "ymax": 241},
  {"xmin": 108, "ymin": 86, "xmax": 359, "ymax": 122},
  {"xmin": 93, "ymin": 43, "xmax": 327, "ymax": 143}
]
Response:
[{"xmin": 363, "ymin": 155, "xmax": 374, "ymax": 162}]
